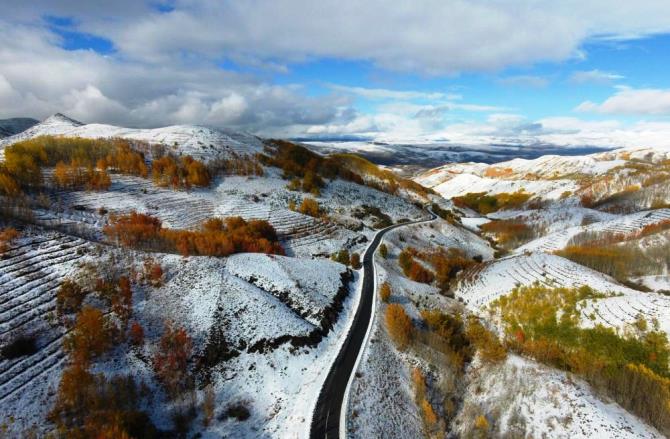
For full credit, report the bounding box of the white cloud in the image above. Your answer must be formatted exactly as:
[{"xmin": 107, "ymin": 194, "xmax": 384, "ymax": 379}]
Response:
[
  {"xmin": 497, "ymin": 75, "xmax": 549, "ymax": 88},
  {"xmin": 7, "ymin": 1, "xmax": 670, "ymax": 76},
  {"xmin": 328, "ymin": 84, "xmax": 460, "ymax": 101},
  {"xmin": 576, "ymin": 88, "xmax": 670, "ymax": 115},
  {"xmin": 570, "ymin": 69, "xmax": 624, "ymax": 84}
]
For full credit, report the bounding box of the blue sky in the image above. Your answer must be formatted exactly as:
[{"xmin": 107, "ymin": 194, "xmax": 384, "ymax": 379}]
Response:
[{"xmin": 3, "ymin": 1, "xmax": 670, "ymax": 148}]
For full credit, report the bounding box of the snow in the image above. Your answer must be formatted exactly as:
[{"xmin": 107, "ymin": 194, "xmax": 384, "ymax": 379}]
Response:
[
  {"xmin": 431, "ymin": 173, "xmax": 576, "ymax": 201},
  {"xmin": 0, "ymin": 113, "xmax": 264, "ymax": 162},
  {"xmin": 455, "ymin": 355, "xmax": 663, "ymax": 438},
  {"xmin": 517, "ymin": 208, "xmax": 670, "ymax": 253}
]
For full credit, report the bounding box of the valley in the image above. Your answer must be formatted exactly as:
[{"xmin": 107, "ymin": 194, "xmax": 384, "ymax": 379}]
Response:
[{"xmin": 0, "ymin": 114, "xmax": 669, "ymax": 438}]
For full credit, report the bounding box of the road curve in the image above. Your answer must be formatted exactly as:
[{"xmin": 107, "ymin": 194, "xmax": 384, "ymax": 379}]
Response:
[{"xmin": 310, "ymin": 210, "xmax": 437, "ymax": 439}]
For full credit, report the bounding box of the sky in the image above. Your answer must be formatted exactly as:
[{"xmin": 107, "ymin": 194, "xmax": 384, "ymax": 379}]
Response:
[{"xmin": 2, "ymin": 1, "xmax": 670, "ymax": 149}]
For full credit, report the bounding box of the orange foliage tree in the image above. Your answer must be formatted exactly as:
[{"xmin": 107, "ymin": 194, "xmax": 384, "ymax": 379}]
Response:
[
  {"xmin": 385, "ymin": 304, "xmax": 413, "ymax": 350},
  {"xmin": 0, "ymin": 227, "xmax": 19, "ymax": 253},
  {"xmin": 154, "ymin": 323, "xmax": 194, "ymax": 398},
  {"xmin": 104, "ymin": 213, "xmax": 284, "ymax": 257}
]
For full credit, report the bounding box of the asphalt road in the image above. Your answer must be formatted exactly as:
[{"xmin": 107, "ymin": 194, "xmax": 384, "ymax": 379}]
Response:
[{"xmin": 310, "ymin": 210, "xmax": 437, "ymax": 439}]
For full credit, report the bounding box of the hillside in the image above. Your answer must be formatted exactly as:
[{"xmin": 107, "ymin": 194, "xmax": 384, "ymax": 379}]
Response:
[
  {"xmin": 0, "ymin": 115, "xmax": 446, "ymax": 437},
  {"xmin": 1, "ymin": 114, "xmax": 670, "ymax": 438},
  {"xmin": 0, "ymin": 118, "xmax": 38, "ymax": 138},
  {"xmin": 0, "ymin": 113, "xmax": 265, "ymax": 162}
]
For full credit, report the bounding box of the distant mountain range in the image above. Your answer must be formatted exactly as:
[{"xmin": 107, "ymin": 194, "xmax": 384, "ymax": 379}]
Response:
[{"xmin": 0, "ymin": 117, "xmax": 38, "ymax": 138}]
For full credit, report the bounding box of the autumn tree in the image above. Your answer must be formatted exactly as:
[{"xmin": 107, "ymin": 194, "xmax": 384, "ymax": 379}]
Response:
[
  {"xmin": 154, "ymin": 323, "xmax": 194, "ymax": 398},
  {"xmin": 103, "ymin": 212, "xmax": 162, "ymax": 247},
  {"xmin": 385, "ymin": 304, "xmax": 413, "ymax": 350},
  {"xmin": 299, "ymin": 197, "xmax": 321, "ymax": 218},
  {"xmin": 112, "ymin": 276, "xmax": 133, "ymax": 327},
  {"xmin": 143, "ymin": 258, "xmax": 164, "ymax": 287},
  {"xmin": 65, "ymin": 306, "xmax": 114, "ymax": 365},
  {"xmin": 56, "ymin": 279, "xmax": 87, "ymax": 317},
  {"xmin": 379, "ymin": 243, "xmax": 388, "ymax": 259},
  {"xmin": 379, "ymin": 282, "xmax": 392, "ymax": 303},
  {"xmin": 129, "ymin": 321, "xmax": 144, "ymax": 346},
  {"xmin": 350, "ymin": 252, "xmax": 361, "ymax": 269},
  {"xmin": 332, "ymin": 249, "xmax": 350, "ymax": 266},
  {"xmin": 0, "ymin": 227, "xmax": 19, "ymax": 253},
  {"xmin": 465, "ymin": 316, "xmax": 506, "ymax": 364}
]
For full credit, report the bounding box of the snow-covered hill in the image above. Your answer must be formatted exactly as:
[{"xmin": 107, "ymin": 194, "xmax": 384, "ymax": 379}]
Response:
[
  {"xmin": 0, "ymin": 117, "xmax": 38, "ymax": 138},
  {"xmin": 0, "ymin": 113, "xmax": 264, "ymax": 162}
]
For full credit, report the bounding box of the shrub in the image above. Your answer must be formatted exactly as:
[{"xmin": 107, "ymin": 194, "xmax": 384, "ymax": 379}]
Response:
[
  {"xmin": 350, "ymin": 252, "xmax": 361, "ymax": 269},
  {"xmin": 143, "ymin": 258, "xmax": 164, "ymax": 287},
  {"xmin": 379, "ymin": 282, "xmax": 392, "ymax": 302},
  {"xmin": 65, "ymin": 306, "xmax": 114, "ymax": 365},
  {"xmin": 202, "ymin": 384, "xmax": 216, "ymax": 427},
  {"xmin": 418, "ymin": 247, "xmax": 475, "ymax": 291},
  {"xmin": 332, "ymin": 249, "xmax": 351, "ymax": 266},
  {"xmin": 49, "ymin": 364, "xmax": 157, "ymax": 438},
  {"xmin": 407, "ymin": 261, "xmax": 434, "ymax": 284},
  {"xmin": 298, "ymin": 197, "xmax": 321, "ymax": 218},
  {"xmin": 129, "ymin": 322, "xmax": 144, "ymax": 346},
  {"xmin": 222, "ymin": 403, "xmax": 251, "ymax": 421},
  {"xmin": 0, "ymin": 227, "xmax": 19, "ymax": 253},
  {"xmin": 452, "ymin": 191, "xmax": 531, "ymax": 214},
  {"xmin": 379, "ymin": 243, "xmax": 388, "ymax": 259},
  {"xmin": 1, "ymin": 335, "xmax": 37, "ymax": 359},
  {"xmin": 56, "ymin": 279, "xmax": 87, "ymax": 317},
  {"xmin": 474, "ymin": 415, "xmax": 489, "ymax": 431},
  {"xmin": 385, "ymin": 304, "xmax": 413, "ymax": 349},
  {"xmin": 480, "ymin": 219, "xmax": 540, "ymax": 250},
  {"xmin": 103, "ymin": 212, "xmax": 162, "ymax": 247},
  {"xmin": 154, "ymin": 323, "xmax": 194, "ymax": 399},
  {"xmin": 465, "ymin": 317, "xmax": 506, "ymax": 364}
]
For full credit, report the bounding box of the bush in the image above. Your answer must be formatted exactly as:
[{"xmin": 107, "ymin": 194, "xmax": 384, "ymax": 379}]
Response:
[
  {"xmin": 154, "ymin": 323, "xmax": 194, "ymax": 399},
  {"xmin": 0, "ymin": 227, "xmax": 19, "ymax": 253},
  {"xmin": 129, "ymin": 322, "xmax": 144, "ymax": 346},
  {"xmin": 379, "ymin": 282, "xmax": 392, "ymax": 303},
  {"xmin": 49, "ymin": 364, "xmax": 157, "ymax": 438},
  {"xmin": 452, "ymin": 191, "xmax": 531, "ymax": 214},
  {"xmin": 418, "ymin": 247, "xmax": 475, "ymax": 291},
  {"xmin": 379, "ymin": 243, "xmax": 388, "ymax": 259},
  {"xmin": 385, "ymin": 304, "xmax": 413, "ymax": 349},
  {"xmin": 350, "ymin": 252, "xmax": 361, "ymax": 269},
  {"xmin": 332, "ymin": 249, "xmax": 351, "ymax": 266},
  {"xmin": 465, "ymin": 316, "xmax": 506, "ymax": 364},
  {"xmin": 65, "ymin": 306, "xmax": 114, "ymax": 365},
  {"xmin": 222, "ymin": 403, "xmax": 251, "ymax": 421},
  {"xmin": 480, "ymin": 219, "xmax": 540, "ymax": 250},
  {"xmin": 1, "ymin": 335, "xmax": 37, "ymax": 359},
  {"xmin": 56, "ymin": 279, "xmax": 87, "ymax": 317},
  {"xmin": 298, "ymin": 197, "xmax": 321, "ymax": 218},
  {"xmin": 143, "ymin": 258, "xmax": 164, "ymax": 287}
]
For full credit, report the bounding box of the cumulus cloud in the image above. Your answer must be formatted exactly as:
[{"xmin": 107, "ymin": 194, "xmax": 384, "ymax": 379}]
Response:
[
  {"xmin": 7, "ymin": 1, "xmax": 670, "ymax": 75},
  {"xmin": 576, "ymin": 88, "xmax": 670, "ymax": 115},
  {"xmin": 2, "ymin": 1, "xmax": 670, "ymax": 142}
]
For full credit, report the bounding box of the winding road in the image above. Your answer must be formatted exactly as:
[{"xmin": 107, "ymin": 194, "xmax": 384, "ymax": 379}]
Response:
[{"xmin": 310, "ymin": 210, "xmax": 437, "ymax": 439}]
